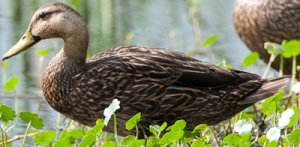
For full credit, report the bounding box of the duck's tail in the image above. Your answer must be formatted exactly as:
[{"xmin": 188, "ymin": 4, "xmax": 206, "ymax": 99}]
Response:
[{"xmin": 238, "ymin": 76, "xmax": 289, "ymax": 105}]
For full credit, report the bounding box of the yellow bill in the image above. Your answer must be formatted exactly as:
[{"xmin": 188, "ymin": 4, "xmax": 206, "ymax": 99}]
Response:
[{"xmin": 2, "ymin": 31, "xmax": 40, "ymax": 61}]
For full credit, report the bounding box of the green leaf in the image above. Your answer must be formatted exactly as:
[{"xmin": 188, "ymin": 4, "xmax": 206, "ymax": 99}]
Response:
[
  {"xmin": 159, "ymin": 130, "xmax": 184, "ymax": 145},
  {"xmin": 261, "ymin": 90, "xmax": 284, "ymax": 116},
  {"xmin": 240, "ymin": 112, "xmax": 255, "ymax": 120},
  {"xmin": 121, "ymin": 135, "xmax": 135, "ymax": 146},
  {"xmin": 59, "ymin": 130, "xmax": 68, "ymax": 139},
  {"xmin": 182, "ymin": 131, "xmax": 194, "ymax": 144},
  {"xmin": 53, "ymin": 130, "xmax": 70, "ymax": 147},
  {"xmin": 19, "ymin": 112, "xmax": 44, "ymax": 129},
  {"xmin": 53, "ymin": 139, "xmax": 69, "ymax": 147},
  {"xmin": 218, "ymin": 59, "xmax": 233, "ymax": 69},
  {"xmin": 268, "ymin": 141, "xmax": 278, "ymax": 147},
  {"xmin": 191, "ymin": 139, "xmax": 205, "ymax": 147},
  {"xmin": 240, "ymin": 133, "xmax": 251, "ymax": 147},
  {"xmin": 258, "ymin": 135, "xmax": 267, "ymax": 146},
  {"xmin": 283, "ymin": 137, "xmax": 289, "ymax": 147},
  {"xmin": 90, "ymin": 119, "xmax": 105, "ymax": 136},
  {"xmin": 34, "ymin": 130, "xmax": 56, "ymax": 145},
  {"xmin": 67, "ymin": 129, "xmax": 84, "ymax": 139},
  {"xmin": 4, "ymin": 77, "xmax": 19, "ymax": 92},
  {"xmin": 129, "ymin": 139, "xmax": 145, "ymax": 147},
  {"xmin": 242, "ymin": 52, "xmax": 259, "ymax": 67},
  {"xmin": 146, "ymin": 136, "xmax": 159, "ymax": 147},
  {"xmin": 0, "ymin": 104, "xmax": 16, "ymax": 123},
  {"xmin": 149, "ymin": 125, "xmax": 159, "ymax": 137},
  {"xmin": 102, "ymin": 141, "xmax": 116, "ymax": 147},
  {"xmin": 283, "ymin": 40, "xmax": 300, "ymax": 58},
  {"xmin": 202, "ymin": 35, "xmax": 218, "ymax": 47},
  {"xmin": 120, "ymin": 135, "xmax": 145, "ymax": 147},
  {"xmin": 222, "ymin": 133, "xmax": 240, "ymax": 146},
  {"xmin": 1, "ymin": 62, "xmax": 8, "ymax": 68},
  {"xmin": 160, "ymin": 122, "xmax": 168, "ymax": 132},
  {"xmin": 264, "ymin": 42, "xmax": 283, "ymax": 55},
  {"xmin": 126, "ymin": 112, "xmax": 141, "ymax": 130},
  {"xmin": 36, "ymin": 49, "xmax": 49, "ymax": 57},
  {"xmin": 84, "ymin": 119, "xmax": 105, "ymax": 136},
  {"xmin": 167, "ymin": 119, "xmax": 186, "ymax": 131},
  {"xmin": 80, "ymin": 119, "xmax": 104, "ymax": 146},
  {"xmin": 186, "ymin": 50, "xmax": 194, "ymax": 57},
  {"xmin": 79, "ymin": 134, "xmax": 96, "ymax": 147},
  {"xmin": 192, "ymin": 124, "xmax": 208, "ymax": 134},
  {"xmin": 261, "ymin": 98, "xmax": 277, "ymax": 116},
  {"xmin": 288, "ymin": 127, "xmax": 300, "ymax": 146},
  {"xmin": 271, "ymin": 90, "xmax": 285, "ymax": 101}
]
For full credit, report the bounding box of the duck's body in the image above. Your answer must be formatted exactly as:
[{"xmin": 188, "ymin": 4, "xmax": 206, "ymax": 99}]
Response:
[
  {"xmin": 233, "ymin": 0, "xmax": 300, "ymax": 75},
  {"xmin": 3, "ymin": 2, "xmax": 287, "ymax": 137}
]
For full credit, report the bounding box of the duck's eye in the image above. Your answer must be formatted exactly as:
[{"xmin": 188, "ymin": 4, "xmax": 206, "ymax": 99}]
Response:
[{"xmin": 39, "ymin": 12, "xmax": 47, "ymax": 18}]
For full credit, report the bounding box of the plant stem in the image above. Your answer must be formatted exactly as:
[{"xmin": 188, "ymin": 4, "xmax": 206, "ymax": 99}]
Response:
[
  {"xmin": 0, "ymin": 132, "xmax": 38, "ymax": 146},
  {"xmin": 286, "ymin": 55, "xmax": 297, "ymax": 108},
  {"xmin": 279, "ymin": 55, "xmax": 284, "ymax": 77},
  {"xmin": 22, "ymin": 121, "xmax": 31, "ymax": 147},
  {"xmin": 262, "ymin": 54, "xmax": 275, "ymax": 79},
  {"xmin": 1, "ymin": 126, "xmax": 6, "ymax": 147},
  {"xmin": 188, "ymin": 1, "xmax": 202, "ymax": 50},
  {"xmin": 57, "ymin": 113, "xmax": 61, "ymax": 128},
  {"xmin": 135, "ymin": 125, "xmax": 139, "ymax": 138},
  {"xmin": 14, "ymin": 90, "xmax": 19, "ymax": 114},
  {"xmin": 113, "ymin": 113, "xmax": 118, "ymax": 147},
  {"xmin": 13, "ymin": 90, "xmax": 19, "ymax": 128},
  {"xmin": 209, "ymin": 127, "xmax": 219, "ymax": 147}
]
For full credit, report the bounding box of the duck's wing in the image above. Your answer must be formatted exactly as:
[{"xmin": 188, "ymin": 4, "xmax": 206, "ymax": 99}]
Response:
[
  {"xmin": 89, "ymin": 46, "xmax": 260, "ymax": 88},
  {"xmin": 69, "ymin": 46, "xmax": 286, "ymax": 136}
]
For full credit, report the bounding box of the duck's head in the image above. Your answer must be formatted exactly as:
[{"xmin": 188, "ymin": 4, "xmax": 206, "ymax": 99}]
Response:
[{"xmin": 2, "ymin": 2, "xmax": 88, "ymax": 61}]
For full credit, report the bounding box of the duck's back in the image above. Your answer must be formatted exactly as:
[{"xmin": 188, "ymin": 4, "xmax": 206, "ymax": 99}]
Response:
[{"xmin": 233, "ymin": 0, "xmax": 300, "ymax": 74}]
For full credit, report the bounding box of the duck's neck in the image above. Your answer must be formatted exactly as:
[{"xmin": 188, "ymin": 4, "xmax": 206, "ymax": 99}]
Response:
[
  {"xmin": 62, "ymin": 27, "xmax": 89, "ymax": 64},
  {"xmin": 42, "ymin": 25, "xmax": 89, "ymax": 111}
]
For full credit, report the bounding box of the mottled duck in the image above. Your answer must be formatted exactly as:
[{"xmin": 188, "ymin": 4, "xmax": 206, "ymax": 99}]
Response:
[
  {"xmin": 2, "ymin": 2, "xmax": 288, "ymax": 137},
  {"xmin": 233, "ymin": 0, "xmax": 300, "ymax": 75}
]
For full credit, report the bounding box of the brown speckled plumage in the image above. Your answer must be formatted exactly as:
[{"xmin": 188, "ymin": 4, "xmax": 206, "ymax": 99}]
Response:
[
  {"xmin": 3, "ymin": 2, "xmax": 288, "ymax": 137},
  {"xmin": 233, "ymin": 0, "xmax": 300, "ymax": 75}
]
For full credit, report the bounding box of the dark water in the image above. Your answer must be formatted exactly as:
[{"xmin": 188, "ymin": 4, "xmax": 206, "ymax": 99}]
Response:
[{"xmin": 0, "ymin": 0, "xmax": 268, "ymax": 145}]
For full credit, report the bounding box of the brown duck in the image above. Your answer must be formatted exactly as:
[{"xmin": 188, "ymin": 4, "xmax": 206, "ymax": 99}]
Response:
[
  {"xmin": 2, "ymin": 2, "xmax": 287, "ymax": 137},
  {"xmin": 233, "ymin": 0, "xmax": 300, "ymax": 75}
]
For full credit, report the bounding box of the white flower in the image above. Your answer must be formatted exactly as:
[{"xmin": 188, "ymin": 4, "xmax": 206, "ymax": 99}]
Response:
[
  {"xmin": 103, "ymin": 99, "xmax": 120, "ymax": 126},
  {"xmin": 278, "ymin": 117, "xmax": 289, "ymax": 128},
  {"xmin": 266, "ymin": 127, "xmax": 281, "ymax": 141},
  {"xmin": 278, "ymin": 108, "xmax": 294, "ymax": 128},
  {"xmin": 234, "ymin": 119, "xmax": 252, "ymax": 135},
  {"xmin": 292, "ymin": 82, "xmax": 300, "ymax": 94},
  {"xmin": 281, "ymin": 109, "xmax": 294, "ymax": 119}
]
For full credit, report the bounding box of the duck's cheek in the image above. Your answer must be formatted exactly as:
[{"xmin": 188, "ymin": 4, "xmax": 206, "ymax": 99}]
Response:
[{"xmin": 30, "ymin": 22, "xmax": 50, "ymax": 38}]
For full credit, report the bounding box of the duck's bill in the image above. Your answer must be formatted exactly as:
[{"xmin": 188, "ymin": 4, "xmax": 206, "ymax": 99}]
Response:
[{"xmin": 2, "ymin": 31, "xmax": 41, "ymax": 61}]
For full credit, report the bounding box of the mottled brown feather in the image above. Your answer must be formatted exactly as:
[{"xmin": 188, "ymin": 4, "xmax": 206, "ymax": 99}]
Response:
[{"xmin": 233, "ymin": 0, "xmax": 300, "ymax": 76}]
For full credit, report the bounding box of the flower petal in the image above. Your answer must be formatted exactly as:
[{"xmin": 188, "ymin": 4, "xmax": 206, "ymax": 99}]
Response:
[
  {"xmin": 103, "ymin": 99, "xmax": 121, "ymax": 126},
  {"xmin": 281, "ymin": 108, "xmax": 294, "ymax": 119},
  {"xmin": 278, "ymin": 117, "xmax": 290, "ymax": 129},
  {"xmin": 266, "ymin": 127, "xmax": 281, "ymax": 141},
  {"xmin": 292, "ymin": 82, "xmax": 300, "ymax": 94},
  {"xmin": 234, "ymin": 119, "xmax": 252, "ymax": 135}
]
